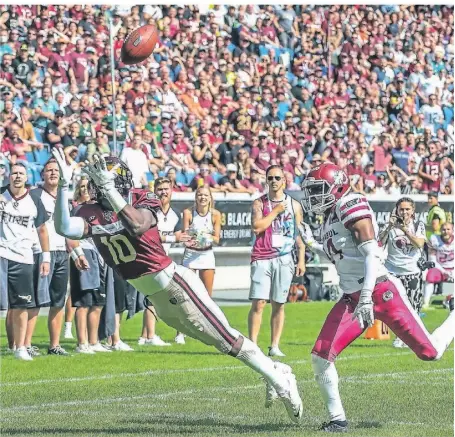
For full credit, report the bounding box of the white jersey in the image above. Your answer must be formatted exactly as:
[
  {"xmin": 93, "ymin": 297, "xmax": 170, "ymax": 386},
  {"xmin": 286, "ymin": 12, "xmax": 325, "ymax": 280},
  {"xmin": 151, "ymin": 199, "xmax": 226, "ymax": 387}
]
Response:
[
  {"xmin": 320, "ymin": 192, "xmax": 388, "ymax": 294},
  {"xmin": 430, "ymin": 235, "xmax": 454, "ymax": 271},
  {"xmin": 385, "ymin": 221, "xmax": 426, "ymax": 275},
  {"xmin": 0, "ymin": 187, "xmax": 48, "ymax": 264},
  {"xmin": 30, "ymin": 187, "xmax": 66, "ymax": 252},
  {"xmin": 156, "ymin": 207, "xmax": 182, "ymax": 255}
]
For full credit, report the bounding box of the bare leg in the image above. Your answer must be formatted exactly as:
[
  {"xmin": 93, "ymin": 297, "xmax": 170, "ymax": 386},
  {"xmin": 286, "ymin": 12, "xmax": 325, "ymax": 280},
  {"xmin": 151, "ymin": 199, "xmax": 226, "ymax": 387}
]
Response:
[
  {"xmin": 11, "ymin": 308, "xmax": 28, "ymax": 349},
  {"xmin": 199, "ymin": 269, "xmax": 215, "ymax": 297},
  {"xmin": 270, "ymin": 300, "xmax": 285, "ymax": 348},
  {"xmin": 65, "ymin": 295, "xmax": 76, "ymax": 323},
  {"xmin": 6, "ymin": 309, "xmax": 14, "ymax": 349},
  {"xmin": 48, "ymin": 307, "xmax": 64, "ymax": 349},
  {"xmin": 25, "ymin": 307, "xmax": 40, "ymax": 347},
  {"xmin": 248, "ymin": 299, "xmax": 267, "ymax": 344},
  {"xmin": 112, "ymin": 312, "xmax": 121, "ymax": 345},
  {"xmin": 87, "ymin": 306, "xmax": 102, "ymax": 345},
  {"xmin": 75, "ymin": 307, "xmax": 88, "ymax": 345}
]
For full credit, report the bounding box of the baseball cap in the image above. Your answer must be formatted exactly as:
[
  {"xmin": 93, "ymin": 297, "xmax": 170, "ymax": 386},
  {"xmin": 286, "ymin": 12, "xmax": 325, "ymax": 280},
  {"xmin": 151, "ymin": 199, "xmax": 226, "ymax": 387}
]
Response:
[
  {"xmin": 258, "ymin": 131, "xmax": 268, "ymax": 138},
  {"xmin": 230, "ymin": 131, "xmax": 239, "ymax": 138},
  {"xmin": 226, "ymin": 163, "xmax": 237, "ymax": 172},
  {"xmin": 428, "ymin": 191, "xmax": 439, "ymax": 198},
  {"xmin": 150, "ymin": 111, "xmax": 160, "ymax": 118},
  {"xmin": 86, "ymin": 47, "xmax": 96, "ymax": 54},
  {"xmin": 55, "ymin": 110, "xmax": 65, "ymax": 117},
  {"xmin": 285, "ymin": 112, "xmax": 293, "ymax": 118},
  {"xmin": 20, "ymin": 43, "xmax": 29, "ymax": 51},
  {"xmin": 161, "ymin": 113, "xmax": 171, "ymax": 120}
]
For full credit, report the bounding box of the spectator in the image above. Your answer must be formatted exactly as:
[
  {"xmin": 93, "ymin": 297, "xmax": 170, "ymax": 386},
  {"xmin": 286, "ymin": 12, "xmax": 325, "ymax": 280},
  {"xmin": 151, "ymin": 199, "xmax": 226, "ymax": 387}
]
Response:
[{"xmin": 120, "ymin": 134, "xmax": 150, "ymax": 188}]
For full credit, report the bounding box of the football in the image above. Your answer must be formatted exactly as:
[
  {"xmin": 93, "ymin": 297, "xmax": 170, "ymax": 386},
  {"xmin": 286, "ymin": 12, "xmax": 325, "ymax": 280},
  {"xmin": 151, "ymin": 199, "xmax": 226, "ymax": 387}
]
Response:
[{"xmin": 121, "ymin": 24, "xmax": 159, "ymax": 65}]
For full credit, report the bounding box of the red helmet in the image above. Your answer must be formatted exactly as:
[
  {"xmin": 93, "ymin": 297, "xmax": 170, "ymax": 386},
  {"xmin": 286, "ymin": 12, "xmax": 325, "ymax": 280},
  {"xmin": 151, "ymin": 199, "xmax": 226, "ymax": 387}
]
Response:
[{"xmin": 300, "ymin": 162, "xmax": 350, "ymax": 213}]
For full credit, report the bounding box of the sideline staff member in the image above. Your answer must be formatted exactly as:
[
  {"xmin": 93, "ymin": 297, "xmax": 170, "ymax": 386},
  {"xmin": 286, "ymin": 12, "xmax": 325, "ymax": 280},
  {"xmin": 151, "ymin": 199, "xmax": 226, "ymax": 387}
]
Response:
[{"xmin": 248, "ymin": 165, "xmax": 305, "ymax": 357}]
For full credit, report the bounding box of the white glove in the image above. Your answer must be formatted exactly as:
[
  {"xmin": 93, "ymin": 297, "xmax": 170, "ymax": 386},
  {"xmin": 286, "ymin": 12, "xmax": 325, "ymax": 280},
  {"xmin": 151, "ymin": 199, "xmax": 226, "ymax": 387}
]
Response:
[
  {"xmin": 352, "ymin": 290, "xmax": 374, "ymax": 329},
  {"xmin": 52, "ymin": 147, "xmax": 73, "ymax": 187},
  {"xmin": 82, "ymin": 154, "xmax": 119, "ymax": 191}
]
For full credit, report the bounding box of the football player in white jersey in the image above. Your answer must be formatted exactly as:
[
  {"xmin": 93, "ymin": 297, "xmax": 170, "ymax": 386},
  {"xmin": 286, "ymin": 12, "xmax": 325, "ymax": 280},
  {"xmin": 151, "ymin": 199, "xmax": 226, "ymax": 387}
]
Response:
[
  {"xmin": 138, "ymin": 176, "xmax": 190, "ymax": 346},
  {"xmin": 297, "ymin": 163, "xmax": 454, "ymax": 433},
  {"xmin": 423, "ymin": 222, "xmax": 454, "ymax": 310}
]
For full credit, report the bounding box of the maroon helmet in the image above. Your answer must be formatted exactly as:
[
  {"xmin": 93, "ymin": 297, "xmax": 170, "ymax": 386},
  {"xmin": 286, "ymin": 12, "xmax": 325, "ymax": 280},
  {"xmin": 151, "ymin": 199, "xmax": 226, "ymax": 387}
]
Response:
[{"xmin": 300, "ymin": 162, "xmax": 350, "ymax": 213}]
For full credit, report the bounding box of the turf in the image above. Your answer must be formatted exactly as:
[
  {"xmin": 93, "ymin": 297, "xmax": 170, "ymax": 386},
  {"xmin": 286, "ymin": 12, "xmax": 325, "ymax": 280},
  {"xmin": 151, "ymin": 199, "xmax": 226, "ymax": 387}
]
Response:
[{"xmin": 0, "ymin": 302, "xmax": 453, "ymax": 437}]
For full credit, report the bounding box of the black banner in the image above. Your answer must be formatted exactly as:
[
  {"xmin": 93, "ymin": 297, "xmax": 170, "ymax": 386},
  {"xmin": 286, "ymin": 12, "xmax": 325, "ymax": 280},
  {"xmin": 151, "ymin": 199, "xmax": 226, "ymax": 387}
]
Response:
[{"xmin": 170, "ymin": 198, "xmax": 453, "ymax": 247}]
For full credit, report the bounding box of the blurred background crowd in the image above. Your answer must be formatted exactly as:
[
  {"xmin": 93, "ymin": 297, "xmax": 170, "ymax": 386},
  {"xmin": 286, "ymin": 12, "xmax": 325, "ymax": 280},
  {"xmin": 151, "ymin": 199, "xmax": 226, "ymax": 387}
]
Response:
[{"xmin": 0, "ymin": 4, "xmax": 453, "ymax": 195}]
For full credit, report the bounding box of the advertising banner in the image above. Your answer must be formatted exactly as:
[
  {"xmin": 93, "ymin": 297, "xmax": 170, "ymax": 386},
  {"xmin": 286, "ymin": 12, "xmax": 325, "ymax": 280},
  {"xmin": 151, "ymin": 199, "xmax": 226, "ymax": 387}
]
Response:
[{"xmin": 170, "ymin": 197, "xmax": 453, "ymax": 247}]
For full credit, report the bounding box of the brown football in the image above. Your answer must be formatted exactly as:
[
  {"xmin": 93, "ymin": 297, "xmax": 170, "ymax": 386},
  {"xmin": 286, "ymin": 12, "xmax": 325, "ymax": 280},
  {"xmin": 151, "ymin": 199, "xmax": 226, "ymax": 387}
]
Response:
[{"xmin": 121, "ymin": 24, "xmax": 159, "ymax": 65}]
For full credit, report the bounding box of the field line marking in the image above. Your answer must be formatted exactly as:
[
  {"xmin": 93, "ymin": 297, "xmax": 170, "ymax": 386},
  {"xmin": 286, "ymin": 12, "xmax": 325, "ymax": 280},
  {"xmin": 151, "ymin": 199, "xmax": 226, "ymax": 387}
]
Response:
[
  {"xmin": 2, "ymin": 368, "xmax": 452, "ymax": 413},
  {"xmin": 0, "ymin": 350, "xmax": 434, "ymax": 387}
]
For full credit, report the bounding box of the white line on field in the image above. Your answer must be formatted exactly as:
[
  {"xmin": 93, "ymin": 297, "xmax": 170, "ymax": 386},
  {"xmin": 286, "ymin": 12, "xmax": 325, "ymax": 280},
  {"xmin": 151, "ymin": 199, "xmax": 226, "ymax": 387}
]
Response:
[
  {"xmin": 2, "ymin": 368, "xmax": 452, "ymax": 413},
  {"xmin": 0, "ymin": 350, "xmax": 435, "ymax": 387}
]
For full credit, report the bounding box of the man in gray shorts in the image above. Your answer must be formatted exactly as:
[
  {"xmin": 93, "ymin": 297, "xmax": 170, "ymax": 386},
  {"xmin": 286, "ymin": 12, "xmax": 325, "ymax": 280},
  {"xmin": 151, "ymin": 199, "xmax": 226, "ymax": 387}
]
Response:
[{"xmin": 248, "ymin": 165, "xmax": 305, "ymax": 357}]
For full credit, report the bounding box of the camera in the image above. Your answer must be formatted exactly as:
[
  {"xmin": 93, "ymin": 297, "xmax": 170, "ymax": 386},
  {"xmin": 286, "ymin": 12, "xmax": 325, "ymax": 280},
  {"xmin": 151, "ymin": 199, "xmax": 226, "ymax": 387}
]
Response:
[
  {"xmin": 395, "ymin": 216, "xmax": 405, "ymax": 225},
  {"xmin": 417, "ymin": 258, "xmax": 435, "ymax": 271}
]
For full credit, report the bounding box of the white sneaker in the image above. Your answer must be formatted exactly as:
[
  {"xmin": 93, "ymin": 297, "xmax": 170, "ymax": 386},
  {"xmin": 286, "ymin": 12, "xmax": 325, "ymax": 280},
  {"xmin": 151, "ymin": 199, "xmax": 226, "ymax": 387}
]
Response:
[
  {"xmin": 64, "ymin": 324, "xmax": 74, "ymax": 339},
  {"xmin": 14, "ymin": 346, "xmax": 33, "ymax": 361},
  {"xmin": 392, "ymin": 338, "xmax": 408, "ymax": 349},
  {"xmin": 145, "ymin": 335, "xmax": 171, "ymax": 346},
  {"xmin": 90, "ymin": 342, "xmax": 112, "ymax": 353},
  {"xmin": 75, "ymin": 344, "xmax": 95, "ymax": 354},
  {"xmin": 112, "ymin": 340, "xmax": 134, "ymax": 352},
  {"xmin": 138, "ymin": 337, "xmax": 146, "ymax": 345},
  {"xmin": 175, "ymin": 333, "xmax": 186, "ymax": 345},
  {"xmin": 6, "ymin": 346, "xmax": 16, "ymax": 354},
  {"xmin": 268, "ymin": 346, "xmax": 286, "ymax": 357},
  {"xmin": 274, "ymin": 362, "xmax": 303, "ymax": 423}
]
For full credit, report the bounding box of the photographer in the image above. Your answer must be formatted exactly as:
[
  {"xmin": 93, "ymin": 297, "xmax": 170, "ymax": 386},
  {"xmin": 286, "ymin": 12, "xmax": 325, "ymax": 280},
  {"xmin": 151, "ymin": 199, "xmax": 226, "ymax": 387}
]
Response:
[{"xmin": 380, "ymin": 197, "xmax": 426, "ymax": 348}]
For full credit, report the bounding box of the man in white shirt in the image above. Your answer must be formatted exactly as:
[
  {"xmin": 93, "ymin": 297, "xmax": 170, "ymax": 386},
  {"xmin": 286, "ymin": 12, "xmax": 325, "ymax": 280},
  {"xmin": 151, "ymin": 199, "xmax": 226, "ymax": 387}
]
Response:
[
  {"xmin": 420, "ymin": 94, "xmax": 444, "ymax": 134},
  {"xmin": 418, "ymin": 65, "xmax": 442, "ymax": 103},
  {"xmin": 120, "ymin": 135, "xmax": 150, "ymax": 188}
]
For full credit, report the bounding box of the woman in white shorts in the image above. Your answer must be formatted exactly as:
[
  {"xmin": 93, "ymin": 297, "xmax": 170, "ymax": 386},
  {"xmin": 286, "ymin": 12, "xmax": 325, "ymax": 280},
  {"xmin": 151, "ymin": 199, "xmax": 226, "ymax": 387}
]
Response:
[{"xmin": 182, "ymin": 185, "xmax": 221, "ymax": 297}]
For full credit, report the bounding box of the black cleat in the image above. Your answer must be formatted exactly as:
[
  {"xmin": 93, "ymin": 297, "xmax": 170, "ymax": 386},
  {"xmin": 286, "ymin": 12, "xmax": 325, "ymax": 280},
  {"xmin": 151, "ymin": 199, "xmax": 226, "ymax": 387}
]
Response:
[
  {"xmin": 48, "ymin": 346, "xmax": 69, "ymax": 356},
  {"xmin": 449, "ymin": 296, "xmax": 454, "ymax": 312},
  {"xmin": 319, "ymin": 420, "xmax": 349, "ymax": 433}
]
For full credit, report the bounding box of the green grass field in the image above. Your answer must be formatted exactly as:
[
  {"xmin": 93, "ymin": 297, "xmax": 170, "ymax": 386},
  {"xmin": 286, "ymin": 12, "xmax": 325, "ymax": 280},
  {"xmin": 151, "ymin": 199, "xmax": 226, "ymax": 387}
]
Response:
[{"xmin": 1, "ymin": 302, "xmax": 453, "ymax": 437}]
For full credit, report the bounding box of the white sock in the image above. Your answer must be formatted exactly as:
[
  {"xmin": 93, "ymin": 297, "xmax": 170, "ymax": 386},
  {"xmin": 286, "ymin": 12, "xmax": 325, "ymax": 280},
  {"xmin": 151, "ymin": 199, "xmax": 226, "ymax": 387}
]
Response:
[
  {"xmin": 312, "ymin": 354, "xmax": 346, "ymax": 422},
  {"xmin": 65, "ymin": 322, "xmax": 72, "ymax": 329},
  {"xmin": 431, "ymin": 310, "xmax": 455, "ymax": 359},
  {"xmin": 423, "ymin": 283, "xmax": 435, "ymax": 307},
  {"xmin": 236, "ymin": 336, "xmax": 287, "ymax": 392}
]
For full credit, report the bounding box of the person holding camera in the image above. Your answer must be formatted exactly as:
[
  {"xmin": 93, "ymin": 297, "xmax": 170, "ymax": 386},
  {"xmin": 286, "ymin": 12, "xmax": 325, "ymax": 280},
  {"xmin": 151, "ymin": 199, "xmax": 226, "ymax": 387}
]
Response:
[{"xmin": 380, "ymin": 197, "xmax": 426, "ymax": 348}]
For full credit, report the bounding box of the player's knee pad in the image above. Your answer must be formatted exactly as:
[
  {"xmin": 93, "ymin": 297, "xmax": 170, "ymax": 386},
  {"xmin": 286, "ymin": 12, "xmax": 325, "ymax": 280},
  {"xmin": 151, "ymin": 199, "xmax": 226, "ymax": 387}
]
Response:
[{"xmin": 312, "ymin": 353, "xmax": 336, "ymax": 384}]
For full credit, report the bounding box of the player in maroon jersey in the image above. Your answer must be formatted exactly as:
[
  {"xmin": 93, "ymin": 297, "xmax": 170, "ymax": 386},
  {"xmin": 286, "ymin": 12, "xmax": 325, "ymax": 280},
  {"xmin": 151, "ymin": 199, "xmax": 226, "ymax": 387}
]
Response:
[
  {"xmin": 418, "ymin": 142, "xmax": 443, "ymax": 193},
  {"xmin": 50, "ymin": 148, "xmax": 302, "ymax": 423}
]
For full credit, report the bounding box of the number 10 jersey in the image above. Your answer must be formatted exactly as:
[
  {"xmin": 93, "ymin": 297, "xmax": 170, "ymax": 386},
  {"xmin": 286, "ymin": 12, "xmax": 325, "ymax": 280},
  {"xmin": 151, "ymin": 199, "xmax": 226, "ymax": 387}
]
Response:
[
  {"xmin": 72, "ymin": 190, "xmax": 172, "ymax": 280},
  {"xmin": 320, "ymin": 192, "xmax": 388, "ymax": 294}
]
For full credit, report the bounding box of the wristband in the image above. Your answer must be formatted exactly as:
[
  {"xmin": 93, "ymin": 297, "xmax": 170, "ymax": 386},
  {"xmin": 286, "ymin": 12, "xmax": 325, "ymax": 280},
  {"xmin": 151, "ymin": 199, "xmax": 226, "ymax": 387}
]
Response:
[
  {"xmin": 70, "ymin": 246, "xmax": 84, "ymax": 261},
  {"xmin": 165, "ymin": 235, "xmax": 177, "ymax": 243},
  {"xmin": 41, "ymin": 252, "xmax": 51, "ymax": 263}
]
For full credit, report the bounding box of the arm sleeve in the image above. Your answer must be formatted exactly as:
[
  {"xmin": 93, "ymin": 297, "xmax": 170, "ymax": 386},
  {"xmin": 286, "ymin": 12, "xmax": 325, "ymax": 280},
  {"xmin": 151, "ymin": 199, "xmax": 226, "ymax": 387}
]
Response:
[
  {"xmin": 54, "ymin": 186, "xmax": 86, "ymax": 239},
  {"xmin": 358, "ymin": 239, "xmax": 382, "ymax": 294}
]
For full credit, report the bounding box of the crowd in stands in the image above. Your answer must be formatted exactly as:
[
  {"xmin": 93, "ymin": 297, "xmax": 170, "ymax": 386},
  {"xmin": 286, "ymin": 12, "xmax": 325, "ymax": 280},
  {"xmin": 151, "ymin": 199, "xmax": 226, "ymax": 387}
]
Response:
[{"xmin": 0, "ymin": 4, "xmax": 453, "ymax": 195}]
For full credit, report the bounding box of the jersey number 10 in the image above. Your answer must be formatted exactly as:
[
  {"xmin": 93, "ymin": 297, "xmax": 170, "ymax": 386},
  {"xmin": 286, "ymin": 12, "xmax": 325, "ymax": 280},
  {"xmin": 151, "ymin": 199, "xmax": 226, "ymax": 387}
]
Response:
[{"xmin": 100, "ymin": 235, "xmax": 137, "ymax": 265}]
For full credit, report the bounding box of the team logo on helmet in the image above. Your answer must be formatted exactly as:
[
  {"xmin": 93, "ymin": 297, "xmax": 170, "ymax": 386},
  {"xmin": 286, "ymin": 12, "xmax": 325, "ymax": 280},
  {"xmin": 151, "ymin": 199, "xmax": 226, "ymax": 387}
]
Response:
[
  {"xmin": 333, "ymin": 170, "xmax": 348, "ymax": 186},
  {"xmin": 383, "ymin": 291, "xmax": 394, "ymax": 302}
]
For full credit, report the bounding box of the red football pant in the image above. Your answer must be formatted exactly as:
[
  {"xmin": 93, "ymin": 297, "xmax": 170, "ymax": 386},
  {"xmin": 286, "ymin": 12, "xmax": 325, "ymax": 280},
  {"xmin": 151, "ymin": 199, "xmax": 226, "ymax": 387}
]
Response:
[
  {"xmin": 312, "ymin": 276, "xmax": 438, "ymax": 362},
  {"xmin": 426, "ymin": 268, "xmax": 449, "ymax": 283}
]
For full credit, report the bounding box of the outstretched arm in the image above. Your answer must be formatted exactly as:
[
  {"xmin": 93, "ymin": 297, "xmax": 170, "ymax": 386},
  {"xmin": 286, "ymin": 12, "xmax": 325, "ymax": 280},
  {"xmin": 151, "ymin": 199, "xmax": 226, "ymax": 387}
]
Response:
[
  {"xmin": 82, "ymin": 154, "xmax": 157, "ymax": 237},
  {"xmin": 297, "ymin": 221, "xmax": 325, "ymax": 256},
  {"xmin": 52, "ymin": 148, "xmax": 89, "ymax": 240}
]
